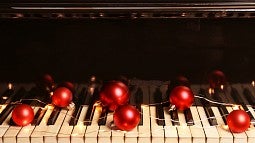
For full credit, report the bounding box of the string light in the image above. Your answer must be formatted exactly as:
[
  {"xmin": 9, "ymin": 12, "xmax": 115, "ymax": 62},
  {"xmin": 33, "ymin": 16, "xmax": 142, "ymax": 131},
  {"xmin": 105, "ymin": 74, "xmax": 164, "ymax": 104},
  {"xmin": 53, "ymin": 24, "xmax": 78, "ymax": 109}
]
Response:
[{"xmin": 5, "ymin": 92, "xmax": 255, "ymax": 135}]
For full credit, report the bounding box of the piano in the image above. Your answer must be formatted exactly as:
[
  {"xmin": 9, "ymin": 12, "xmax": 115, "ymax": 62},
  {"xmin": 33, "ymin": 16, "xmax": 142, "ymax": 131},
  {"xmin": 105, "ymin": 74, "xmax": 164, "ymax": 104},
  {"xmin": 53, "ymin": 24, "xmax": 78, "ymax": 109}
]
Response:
[
  {"xmin": 1, "ymin": 0, "xmax": 255, "ymax": 142},
  {"xmin": 0, "ymin": 80, "xmax": 255, "ymax": 143}
]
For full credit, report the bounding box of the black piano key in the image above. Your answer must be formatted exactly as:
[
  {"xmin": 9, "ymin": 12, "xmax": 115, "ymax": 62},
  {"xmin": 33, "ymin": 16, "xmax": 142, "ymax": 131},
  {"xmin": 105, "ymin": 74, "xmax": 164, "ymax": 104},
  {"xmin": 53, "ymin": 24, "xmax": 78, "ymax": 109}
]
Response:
[
  {"xmin": 84, "ymin": 88, "xmax": 100, "ymax": 125},
  {"xmin": 169, "ymin": 109, "xmax": 180, "ymax": 126},
  {"xmin": 0, "ymin": 106, "xmax": 15, "ymax": 124},
  {"xmin": 69, "ymin": 86, "xmax": 87, "ymax": 126},
  {"xmin": 213, "ymin": 89, "xmax": 229, "ymax": 124},
  {"xmin": 154, "ymin": 88, "xmax": 165, "ymax": 126},
  {"xmin": 135, "ymin": 87, "xmax": 143, "ymax": 125},
  {"xmin": 184, "ymin": 108, "xmax": 194, "ymax": 126},
  {"xmin": 47, "ymin": 107, "xmax": 61, "ymax": 125},
  {"xmin": 31, "ymin": 108, "xmax": 46, "ymax": 125},
  {"xmin": 0, "ymin": 89, "xmax": 14, "ymax": 104},
  {"xmin": 218, "ymin": 106, "xmax": 229, "ymax": 124},
  {"xmin": 243, "ymin": 88, "xmax": 255, "ymax": 106},
  {"xmin": 0, "ymin": 88, "xmax": 27, "ymax": 124},
  {"xmin": 98, "ymin": 108, "xmax": 108, "ymax": 125},
  {"xmin": 199, "ymin": 89, "xmax": 218, "ymax": 126},
  {"xmin": 230, "ymin": 87, "xmax": 255, "ymax": 122}
]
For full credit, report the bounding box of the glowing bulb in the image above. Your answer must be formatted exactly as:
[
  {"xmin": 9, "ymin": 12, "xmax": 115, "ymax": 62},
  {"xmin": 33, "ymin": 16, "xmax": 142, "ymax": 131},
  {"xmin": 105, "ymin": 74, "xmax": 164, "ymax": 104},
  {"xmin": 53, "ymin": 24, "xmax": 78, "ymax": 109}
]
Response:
[
  {"xmin": 252, "ymin": 81, "xmax": 255, "ymax": 87},
  {"xmin": 91, "ymin": 76, "xmax": 96, "ymax": 82},
  {"xmin": 8, "ymin": 83, "xmax": 13, "ymax": 90},
  {"xmin": 208, "ymin": 88, "xmax": 214, "ymax": 95},
  {"xmin": 50, "ymin": 92, "xmax": 53, "ymax": 96},
  {"xmin": 220, "ymin": 85, "xmax": 224, "ymax": 90},
  {"xmin": 222, "ymin": 125, "xmax": 229, "ymax": 130}
]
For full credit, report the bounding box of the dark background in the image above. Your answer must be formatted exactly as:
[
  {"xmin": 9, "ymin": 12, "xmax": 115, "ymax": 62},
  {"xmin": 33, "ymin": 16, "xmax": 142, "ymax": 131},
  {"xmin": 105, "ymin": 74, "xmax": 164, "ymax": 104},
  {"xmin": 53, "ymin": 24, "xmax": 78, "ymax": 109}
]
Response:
[{"xmin": 0, "ymin": 18, "xmax": 254, "ymax": 83}]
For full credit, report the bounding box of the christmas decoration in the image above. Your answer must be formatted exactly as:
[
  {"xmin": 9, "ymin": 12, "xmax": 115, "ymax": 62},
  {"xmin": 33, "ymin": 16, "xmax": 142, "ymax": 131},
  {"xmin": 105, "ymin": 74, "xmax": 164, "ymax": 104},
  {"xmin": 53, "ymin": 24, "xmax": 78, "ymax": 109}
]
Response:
[
  {"xmin": 208, "ymin": 70, "xmax": 226, "ymax": 89},
  {"xmin": 99, "ymin": 81, "xmax": 129, "ymax": 111},
  {"xmin": 12, "ymin": 104, "xmax": 34, "ymax": 126},
  {"xmin": 227, "ymin": 109, "xmax": 250, "ymax": 133},
  {"xmin": 113, "ymin": 105, "xmax": 140, "ymax": 131},
  {"xmin": 169, "ymin": 86, "xmax": 194, "ymax": 111},
  {"xmin": 52, "ymin": 87, "xmax": 73, "ymax": 107},
  {"xmin": 58, "ymin": 81, "xmax": 75, "ymax": 93}
]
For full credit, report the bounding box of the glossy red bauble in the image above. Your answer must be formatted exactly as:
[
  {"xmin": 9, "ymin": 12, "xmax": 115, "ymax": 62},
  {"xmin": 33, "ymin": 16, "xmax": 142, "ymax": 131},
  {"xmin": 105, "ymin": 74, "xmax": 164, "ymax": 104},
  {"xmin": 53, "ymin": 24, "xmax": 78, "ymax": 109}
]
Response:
[
  {"xmin": 175, "ymin": 75, "xmax": 190, "ymax": 87},
  {"xmin": 99, "ymin": 81, "xmax": 130, "ymax": 111},
  {"xmin": 113, "ymin": 105, "xmax": 140, "ymax": 131},
  {"xmin": 58, "ymin": 81, "xmax": 75, "ymax": 93},
  {"xmin": 52, "ymin": 87, "xmax": 73, "ymax": 107},
  {"xmin": 227, "ymin": 110, "xmax": 250, "ymax": 133},
  {"xmin": 208, "ymin": 70, "xmax": 226, "ymax": 89},
  {"xmin": 169, "ymin": 86, "xmax": 194, "ymax": 111},
  {"xmin": 12, "ymin": 104, "xmax": 34, "ymax": 126}
]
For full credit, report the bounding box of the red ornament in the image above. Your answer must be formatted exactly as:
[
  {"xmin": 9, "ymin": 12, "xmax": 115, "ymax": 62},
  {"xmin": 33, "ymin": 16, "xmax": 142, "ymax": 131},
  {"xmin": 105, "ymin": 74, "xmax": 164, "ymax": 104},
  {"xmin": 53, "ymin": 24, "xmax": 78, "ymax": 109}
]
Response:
[
  {"xmin": 99, "ymin": 81, "xmax": 129, "ymax": 111},
  {"xmin": 208, "ymin": 70, "xmax": 226, "ymax": 89},
  {"xmin": 37, "ymin": 74, "xmax": 55, "ymax": 92},
  {"xmin": 52, "ymin": 87, "xmax": 73, "ymax": 107},
  {"xmin": 12, "ymin": 104, "xmax": 34, "ymax": 126},
  {"xmin": 113, "ymin": 105, "xmax": 140, "ymax": 131},
  {"xmin": 175, "ymin": 75, "xmax": 190, "ymax": 87},
  {"xmin": 227, "ymin": 110, "xmax": 250, "ymax": 133},
  {"xmin": 58, "ymin": 81, "xmax": 75, "ymax": 93},
  {"xmin": 169, "ymin": 86, "xmax": 194, "ymax": 111}
]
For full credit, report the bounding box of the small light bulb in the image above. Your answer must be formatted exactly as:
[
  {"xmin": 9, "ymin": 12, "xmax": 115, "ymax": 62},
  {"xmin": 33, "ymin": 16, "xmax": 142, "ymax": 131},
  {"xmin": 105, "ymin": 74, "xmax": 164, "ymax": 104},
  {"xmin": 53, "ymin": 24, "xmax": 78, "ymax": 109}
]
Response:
[
  {"xmin": 252, "ymin": 81, "xmax": 255, "ymax": 87},
  {"xmin": 220, "ymin": 85, "xmax": 224, "ymax": 90},
  {"xmin": 209, "ymin": 88, "xmax": 214, "ymax": 94},
  {"xmin": 8, "ymin": 83, "xmax": 13, "ymax": 90}
]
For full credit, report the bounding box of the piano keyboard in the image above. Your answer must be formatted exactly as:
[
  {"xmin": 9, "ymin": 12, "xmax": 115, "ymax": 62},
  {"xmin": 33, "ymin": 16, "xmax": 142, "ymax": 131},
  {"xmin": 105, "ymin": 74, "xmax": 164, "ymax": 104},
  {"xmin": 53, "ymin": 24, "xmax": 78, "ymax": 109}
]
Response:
[{"xmin": 0, "ymin": 82, "xmax": 255, "ymax": 143}]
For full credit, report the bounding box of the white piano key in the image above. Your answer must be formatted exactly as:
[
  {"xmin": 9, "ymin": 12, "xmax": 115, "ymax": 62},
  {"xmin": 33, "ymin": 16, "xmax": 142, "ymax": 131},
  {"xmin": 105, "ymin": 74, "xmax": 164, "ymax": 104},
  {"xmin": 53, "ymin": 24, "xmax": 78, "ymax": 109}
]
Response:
[
  {"xmin": 17, "ymin": 125, "xmax": 35, "ymax": 143},
  {"xmin": 197, "ymin": 106, "xmax": 220, "ymax": 143},
  {"xmin": 226, "ymin": 106, "xmax": 248, "ymax": 143},
  {"xmin": 177, "ymin": 110, "xmax": 192, "ymax": 143},
  {"xmin": 111, "ymin": 112, "xmax": 125, "ymax": 143},
  {"xmin": 4, "ymin": 126, "xmax": 22, "ymax": 143},
  {"xmin": 57, "ymin": 108, "xmax": 75, "ymax": 143},
  {"xmin": 189, "ymin": 106, "xmax": 206, "ymax": 143},
  {"xmin": 31, "ymin": 105, "xmax": 54, "ymax": 143},
  {"xmin": 98, "ymin": 111, "xmax": 112, "ymax": 143},
  {"xmin": 138, "ymin": 105, "xmax": 151, "ymax": 143},
  {"xmin": 71, "ymin": 105, "xmax": 88, "ymax": 143},
  {"xmin": 150, "ymin": 106, "xmax": 164, "ymax": 143},
  {"xmin": 211, "ymin": 106, "xmax": 233, "ymax": 143},
  {"xmin": 0, "ymin": 105, "xmax": 7, "ymax": 114},
  {"xmin": 246, "ymin": 106, "xmax": 255, "ymax": 143},
  {"xmin": 84, "ymin": 106, "xmax": 102, "ymax": 143},
  {"xmin": 163, "ymin": 107, "xmax": 178, "ymax": 143},
  {"xmin": 125, "ymin": 127, "xmax": 138, "ymax": 143},
  {"xmin": 44, "ymin": 109, "xmax": 68, "ymax": 143},
  {"xmin": 0, "ymin": 107, "xmax": 12, "ymax": 143}
]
